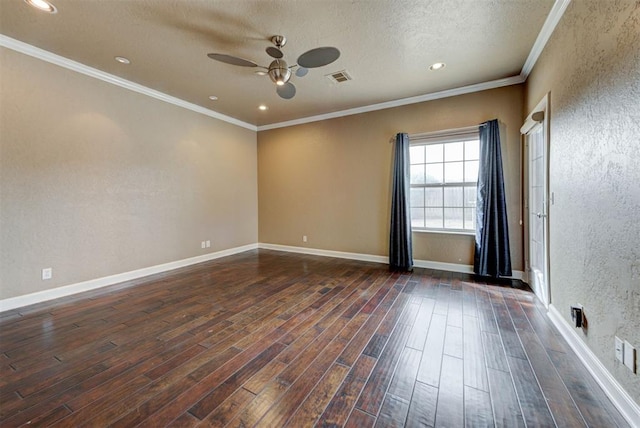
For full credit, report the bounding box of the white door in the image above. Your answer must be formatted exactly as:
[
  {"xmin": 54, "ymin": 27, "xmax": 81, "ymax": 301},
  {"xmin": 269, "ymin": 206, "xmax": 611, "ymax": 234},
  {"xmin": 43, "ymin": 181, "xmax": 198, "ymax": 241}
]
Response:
[{"xmin": 526, "ymin": 121, "xmax": 550, "ymax": 306}]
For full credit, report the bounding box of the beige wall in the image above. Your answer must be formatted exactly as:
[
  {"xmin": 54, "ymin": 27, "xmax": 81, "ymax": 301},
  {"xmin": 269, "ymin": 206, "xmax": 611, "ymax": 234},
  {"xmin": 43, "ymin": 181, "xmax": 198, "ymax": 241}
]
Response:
[
  {"xmin": 258, "ymin": 85, "xmax": 524, "ymax": 270},
  {"xmin": 526, "ymin": 1, "xmax": 640, "ymax": 402},
  {"xmin": 2, "ymin": 0, "xmax": 637, "ymax": 407},
  {"xmin": 0, "ymin": 47, "xmax": 258, "ymax": 300}
]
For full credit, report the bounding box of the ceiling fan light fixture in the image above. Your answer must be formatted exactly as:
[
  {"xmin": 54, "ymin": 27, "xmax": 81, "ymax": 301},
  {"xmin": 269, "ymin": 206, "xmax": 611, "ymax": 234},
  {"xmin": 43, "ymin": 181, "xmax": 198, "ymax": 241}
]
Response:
[
  {"xmin": 24, "ymin": 0, "xmax": 57, "ymax": 13},
  {"xmin": 268, "ymin": 59, "xmax": 292, "ymax": 86}
]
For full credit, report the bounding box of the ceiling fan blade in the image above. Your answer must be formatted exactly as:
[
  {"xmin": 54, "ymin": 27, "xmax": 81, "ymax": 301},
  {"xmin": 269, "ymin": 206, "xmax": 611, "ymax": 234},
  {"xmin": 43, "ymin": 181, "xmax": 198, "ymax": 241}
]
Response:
[
  {"xmin": 276, "ymin": 82, "xmax": 296, "ymax": 99},
  {"xmin": 297, "ymin": 47, "xmax": 340, "ymax": 68},
  {"xmin": 207, "ymin": 53, "xmax": 258, "ymax": 67},
  {"xmin": 266, "ymin": 46, "xmax": 284, "ymax": 59},
  {"xmin": 295, "ymin": 67, "xmax": 309, "ymax": 77}
]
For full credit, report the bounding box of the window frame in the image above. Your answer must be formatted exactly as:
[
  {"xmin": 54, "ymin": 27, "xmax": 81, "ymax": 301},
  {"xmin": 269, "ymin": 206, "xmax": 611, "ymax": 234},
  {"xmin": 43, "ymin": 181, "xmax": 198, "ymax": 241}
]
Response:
[{"xmin": 409, "ymin": 126, "xmax": 480, "ymax": 235}]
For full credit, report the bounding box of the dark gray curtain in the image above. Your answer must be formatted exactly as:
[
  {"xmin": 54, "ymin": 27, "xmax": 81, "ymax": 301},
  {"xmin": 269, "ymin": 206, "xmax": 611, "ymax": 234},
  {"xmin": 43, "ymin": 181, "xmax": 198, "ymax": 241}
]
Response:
[
  {"xmin": 474, "ymin": 119, "xmax": 512, "ymax": 277},
  {"xmin": 389, "ymin": 133, "xmax": 413, "ymax": 271}
]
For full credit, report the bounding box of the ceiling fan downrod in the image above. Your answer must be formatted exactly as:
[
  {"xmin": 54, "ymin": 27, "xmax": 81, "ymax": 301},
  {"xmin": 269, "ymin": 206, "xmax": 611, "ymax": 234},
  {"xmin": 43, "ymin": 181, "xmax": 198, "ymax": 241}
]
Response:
[{"xmin": 271, "ymin": 35, "xmax": 286, "ymax": 49}]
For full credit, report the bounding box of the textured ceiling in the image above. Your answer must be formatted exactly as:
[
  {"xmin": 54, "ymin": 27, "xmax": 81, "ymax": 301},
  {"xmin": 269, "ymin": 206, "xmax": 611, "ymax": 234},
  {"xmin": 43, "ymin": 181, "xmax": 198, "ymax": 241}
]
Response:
[{"xmin": 0, "ymin": 0, "xmax": 555, "ymax": 126}]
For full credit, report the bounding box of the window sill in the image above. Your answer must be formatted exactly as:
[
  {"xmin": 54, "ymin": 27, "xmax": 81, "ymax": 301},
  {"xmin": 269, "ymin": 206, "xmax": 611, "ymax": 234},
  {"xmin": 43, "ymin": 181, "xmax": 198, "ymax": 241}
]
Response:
[{"xmin": 412, "ymin": 229, "xmax": 475, "ymax": 237}]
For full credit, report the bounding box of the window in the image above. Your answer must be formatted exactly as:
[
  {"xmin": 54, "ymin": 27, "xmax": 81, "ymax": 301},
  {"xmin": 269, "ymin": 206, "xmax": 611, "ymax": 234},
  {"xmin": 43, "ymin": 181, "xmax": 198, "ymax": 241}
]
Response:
[{"xmin": 409, "ymin": 127, "xmax": 480, "ymax": 233}]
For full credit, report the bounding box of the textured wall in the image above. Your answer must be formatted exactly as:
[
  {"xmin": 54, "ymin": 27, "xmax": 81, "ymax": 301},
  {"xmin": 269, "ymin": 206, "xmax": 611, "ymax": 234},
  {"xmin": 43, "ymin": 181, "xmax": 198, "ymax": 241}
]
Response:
[
  {"xmin": 258, "ymin": 85, "xmax": 524, "ymax": 269},
  {"xmin": 0, "ymin": 48, "xmax": 258, "ymax": 300},
  {"xmin": 526, "ymin": 0, "xmax": 640, "ymax": 402}
]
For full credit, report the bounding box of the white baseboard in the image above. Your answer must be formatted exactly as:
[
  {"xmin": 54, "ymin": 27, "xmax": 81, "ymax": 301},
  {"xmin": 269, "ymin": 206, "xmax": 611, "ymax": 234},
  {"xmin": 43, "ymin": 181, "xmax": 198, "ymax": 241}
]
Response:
[
  {"xmin": 258, "ymin": 243, "xmax": 388, "ymax": 264},
  {"xmin": 258, "ymin": 243, "xmax": 524, "ymax": 280},
  {"xmin": 547, "ymin": 304, "xmax": 640, "ymax": 427},
  {"xmin": 414, "ymin": 259, "xmax": 525, "ymax": 281},
  {"xmin": 413, "ymin": 258, "xmax": 473, "ymax": 273},
  {"xmin": 0, "ymin": 242, "xmax": 525, "ymax": 312},
  {"xmin": 0, "ymin": 243, "xmax": 258, "ymax": 313}
]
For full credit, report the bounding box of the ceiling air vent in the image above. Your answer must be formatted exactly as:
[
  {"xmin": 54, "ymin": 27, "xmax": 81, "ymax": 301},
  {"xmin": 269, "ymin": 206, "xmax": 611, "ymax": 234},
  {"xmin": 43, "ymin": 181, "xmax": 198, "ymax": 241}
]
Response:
[{"xmin": 325, "ymin": 70, "xmax": 352, "ymax": 84}]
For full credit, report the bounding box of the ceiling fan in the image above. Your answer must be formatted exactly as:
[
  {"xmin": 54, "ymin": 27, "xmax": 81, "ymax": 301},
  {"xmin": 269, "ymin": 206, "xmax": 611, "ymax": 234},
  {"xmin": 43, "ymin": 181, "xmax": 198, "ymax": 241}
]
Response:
[{"xmin": 207, "ymin": 35, "xmax": 340, "ymax": 100}]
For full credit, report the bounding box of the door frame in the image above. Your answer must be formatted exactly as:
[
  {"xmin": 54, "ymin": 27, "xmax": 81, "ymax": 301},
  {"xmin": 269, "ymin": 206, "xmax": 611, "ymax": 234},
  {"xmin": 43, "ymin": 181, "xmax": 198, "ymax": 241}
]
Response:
[{"xmin": 520, "ymin": 94, "xmax": 551, "ymax": 307}]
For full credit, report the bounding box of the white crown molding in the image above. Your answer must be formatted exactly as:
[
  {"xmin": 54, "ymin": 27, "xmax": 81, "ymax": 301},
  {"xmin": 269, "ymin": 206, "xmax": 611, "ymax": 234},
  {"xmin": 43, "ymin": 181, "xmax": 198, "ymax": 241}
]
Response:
[
  {"xmin": 0, "ymin": 243, "xmax": 258, "ymax": 312},
  {"xmin": 257, "ymin": 75, "xmax": 525, "ymax": 131},
  {"xmin": 520, "ymin": 0, "xmax": 572, "ymax": 79},
  {"xmin": 258, "ymin": 0, "xmax": 570, "ymax": 131},
  {"xmin": 547, "ymin": 304, "xmax": 640, "ymax": 426},
  {"xmin": 1, "ymin": 0, "xmax": 569, "ymax": 133},
  {"xmin": 0, "ymin": 34, "xmax": 257, "ymax": 132}
]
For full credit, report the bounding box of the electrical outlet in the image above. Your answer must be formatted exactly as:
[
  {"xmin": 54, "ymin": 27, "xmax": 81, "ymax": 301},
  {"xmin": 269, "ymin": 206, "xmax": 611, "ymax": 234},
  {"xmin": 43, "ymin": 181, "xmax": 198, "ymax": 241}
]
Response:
[
  {"xmin": 201, "ymin": 241, "xmax": 206, "ymax": 249},
  {"xmin": 303, "ymin": 235, "xmax": 308, "ymax": 243},
  {"xmin": 570, "ymin": 305, "xmax": 583, "ymax": 328},
  {"xmin": 42, "ymin": 268, "xmax": 52, "ymax": 280},
  {"xmin": 206, "ymin": 240, "xmax": 211, "ymax": 248},
  {"xmin": 624, "ymin": 340, "xmax": 636, "ymax": 373},
  {"xmin": 615, "ymin": 337, "xmax": 624, "ymax": 363}
]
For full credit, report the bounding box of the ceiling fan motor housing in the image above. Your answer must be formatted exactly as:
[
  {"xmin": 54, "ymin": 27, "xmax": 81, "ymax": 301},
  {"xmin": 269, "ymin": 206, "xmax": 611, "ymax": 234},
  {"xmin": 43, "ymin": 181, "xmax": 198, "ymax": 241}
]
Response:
[{"xmin": 268, "ymin": 59, "xmax": 292, "ymax": 85}]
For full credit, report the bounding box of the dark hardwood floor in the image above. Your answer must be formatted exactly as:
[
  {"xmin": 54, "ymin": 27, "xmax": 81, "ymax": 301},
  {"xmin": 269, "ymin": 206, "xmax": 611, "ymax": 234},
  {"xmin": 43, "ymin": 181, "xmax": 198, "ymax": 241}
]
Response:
[{"xmin": 0, "ymin": 249, "xmax": 630, "ymax": 427}]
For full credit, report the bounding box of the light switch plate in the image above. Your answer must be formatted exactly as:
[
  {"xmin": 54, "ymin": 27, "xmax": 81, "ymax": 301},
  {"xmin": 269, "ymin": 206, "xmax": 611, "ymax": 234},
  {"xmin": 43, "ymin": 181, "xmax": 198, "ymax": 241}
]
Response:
[
  {"xmin": 624, "ymin": 340, "xmax": 636, "ymax": 372},
  {"xmin": 615, "ymin": 337, "xmax": 624, "ymax": 363}
]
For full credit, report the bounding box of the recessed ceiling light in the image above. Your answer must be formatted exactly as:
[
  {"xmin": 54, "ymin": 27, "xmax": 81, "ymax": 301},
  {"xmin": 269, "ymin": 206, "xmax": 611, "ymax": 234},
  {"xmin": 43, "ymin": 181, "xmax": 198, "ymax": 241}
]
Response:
[
  {"xmin": 208, "ymin": 95, "xmax": 218, "ymax": 101},
  {"xmin": 258, "ymin": 105, "xmax": 268, "ymax": 111},
  {"xmin": 255, "ymin": 71, "xmax": 267, "ymax": 76},
  {"xmin": 430, "ymin": 62, "xmax": 446, "ymax": 71},
  {"xmin": 114, "ymin": 56, "xmax": 131, "ymax": 64},
  {"xmin": 24, "ymin": 0, "xmax": 57, "ymax": 13}
]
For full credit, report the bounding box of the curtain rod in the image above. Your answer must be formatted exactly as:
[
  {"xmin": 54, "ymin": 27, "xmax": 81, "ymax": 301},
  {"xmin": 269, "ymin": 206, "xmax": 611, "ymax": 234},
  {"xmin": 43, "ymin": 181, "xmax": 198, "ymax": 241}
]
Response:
[{"xmin": 390, "ymin": 123, "xmax": 483, "ymax": 143}]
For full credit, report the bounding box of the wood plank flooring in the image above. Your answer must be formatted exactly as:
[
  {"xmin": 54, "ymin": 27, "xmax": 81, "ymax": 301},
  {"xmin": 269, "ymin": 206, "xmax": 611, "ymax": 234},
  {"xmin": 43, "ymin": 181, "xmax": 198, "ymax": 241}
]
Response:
[{"xmin": 0, "ymin": 249, "xmax": 630, "ymax": 427}]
